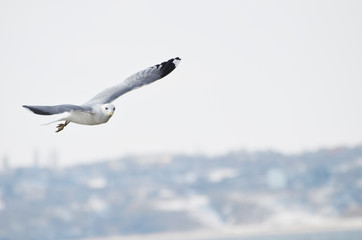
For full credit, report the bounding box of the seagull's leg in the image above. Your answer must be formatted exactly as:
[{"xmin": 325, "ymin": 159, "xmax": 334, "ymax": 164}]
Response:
[{"xmin": 56, "ymin": 121, "xmax": 70, "ymax": 133}]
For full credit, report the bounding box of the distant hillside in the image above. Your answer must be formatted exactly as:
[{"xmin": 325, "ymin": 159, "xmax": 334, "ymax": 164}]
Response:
[{"xmin": 1, "ymin": 146, "xmax": 362, "ymax": 240}]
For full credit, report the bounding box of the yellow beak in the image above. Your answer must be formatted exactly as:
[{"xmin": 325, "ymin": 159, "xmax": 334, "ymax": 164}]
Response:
[{"xmin": 110, "ymin": 111, "xmax": 114, "ymax": 116}]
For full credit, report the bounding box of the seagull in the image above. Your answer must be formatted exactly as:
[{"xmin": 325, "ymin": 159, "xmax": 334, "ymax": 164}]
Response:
[{"xmin": 23, "ymin": 57, "xmax": 181, "ymax": 132}]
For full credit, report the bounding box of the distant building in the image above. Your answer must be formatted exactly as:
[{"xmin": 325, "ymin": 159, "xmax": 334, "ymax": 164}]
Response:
[{"xmin": 2, "ymin": 155, "xmax": 9, "ymax": 171}]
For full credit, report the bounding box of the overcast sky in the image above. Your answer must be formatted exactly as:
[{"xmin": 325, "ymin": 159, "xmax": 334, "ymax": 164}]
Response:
[{"xmin": 1, "ymin": 0, "xmax": 362, "ymax": 167}]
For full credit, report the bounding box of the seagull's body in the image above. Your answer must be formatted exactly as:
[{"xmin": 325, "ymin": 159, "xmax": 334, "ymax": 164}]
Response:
[{"xmin": 23, "ymin": 57, "xmax": 181, "ymax": 132}]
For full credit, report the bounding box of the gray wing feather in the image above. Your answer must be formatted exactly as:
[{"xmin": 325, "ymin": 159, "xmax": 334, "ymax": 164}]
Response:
[
  {"xmin": 23, "ymin": 104, "xmax": 92, "ymax": 115},
  {"xmin": 85, "ymin": 57, "xmax": 181, "ymax": 105}
]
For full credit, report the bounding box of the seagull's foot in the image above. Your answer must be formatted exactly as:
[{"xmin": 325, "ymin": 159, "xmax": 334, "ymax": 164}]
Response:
[{"xmin": 56, "ymin": 121, "xmax": 70, "ymax": 133}]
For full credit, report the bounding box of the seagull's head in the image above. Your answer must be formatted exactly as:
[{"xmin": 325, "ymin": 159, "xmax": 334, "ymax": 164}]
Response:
[{"xmin": 102, "ymin": 103, "xmax": 116, "ymax": 117}]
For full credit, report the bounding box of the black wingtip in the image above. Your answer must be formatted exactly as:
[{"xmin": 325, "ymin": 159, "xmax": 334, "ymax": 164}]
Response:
[
  {"xmin": 155, "ymin": 57, "xmax": 181, "ymax": 78},
  {"xmin": 23, "ymin": 105, "xmax": 34, "ymax": 113},
  {"xmin": 22, "ymin": 105, "xmax": 52, "ymax": 115}
]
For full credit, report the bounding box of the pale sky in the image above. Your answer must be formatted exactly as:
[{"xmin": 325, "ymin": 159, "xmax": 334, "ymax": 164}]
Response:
[{"xmin": 1, "ymin": 0, "xmax": 362, "ymax": 167}]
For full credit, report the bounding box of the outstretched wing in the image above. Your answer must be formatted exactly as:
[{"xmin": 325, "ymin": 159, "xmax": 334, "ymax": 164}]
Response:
[
  {"xmin": 23, "ymin": 104, "xmax": 93, "ymax": 115},
  {"xmin": 84, "ymin": 57, "xmax": 181, "ymax": 105}
]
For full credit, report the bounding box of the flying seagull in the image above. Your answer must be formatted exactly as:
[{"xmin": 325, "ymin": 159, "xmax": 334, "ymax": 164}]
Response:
[{"xmin": 23, "ymin": 57, "xmax": 181, "ymax": 132}]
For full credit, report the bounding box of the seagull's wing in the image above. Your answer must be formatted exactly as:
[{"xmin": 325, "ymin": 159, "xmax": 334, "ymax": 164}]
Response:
[
  {"xmin": 84, "ymin": 57, "xmax": 181, "ymax": 105},
  {"xmin": 23, "ymin": 104, "xmax": 93, "ymax": 115}
]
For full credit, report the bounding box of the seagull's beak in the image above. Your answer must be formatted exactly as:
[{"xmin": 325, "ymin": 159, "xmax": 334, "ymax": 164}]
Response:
[{"xmin": 110, "ymin": 111, "xmax": 114, "ymax": 117}]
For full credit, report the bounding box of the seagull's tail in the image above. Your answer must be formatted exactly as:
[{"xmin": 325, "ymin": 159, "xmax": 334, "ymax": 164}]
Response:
[
  {"xmin": 41, "ymin": 119, "xmax": 63, "ymax": 126},
  {"xmin": 40, "ymin": 113, "xmax": 68, "ymax": 126}
]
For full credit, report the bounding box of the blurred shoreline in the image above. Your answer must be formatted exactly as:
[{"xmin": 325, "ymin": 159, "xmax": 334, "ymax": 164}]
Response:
[
  {"xmin": 87, "ymin": 217, "xmax": 362, "ymax": 240},
  {"xmin": 2, "ymin": 147, "xmax": 362, "ymax": 240}
]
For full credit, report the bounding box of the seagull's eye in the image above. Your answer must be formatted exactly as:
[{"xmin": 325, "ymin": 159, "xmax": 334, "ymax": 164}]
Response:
[
  {"xmin": 113, "ymin": 108, "xmax": 115, "ymax": 111},
  {"xmin": 105, "ymin": 107, "xmax": 108, "ymax": 110}
]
